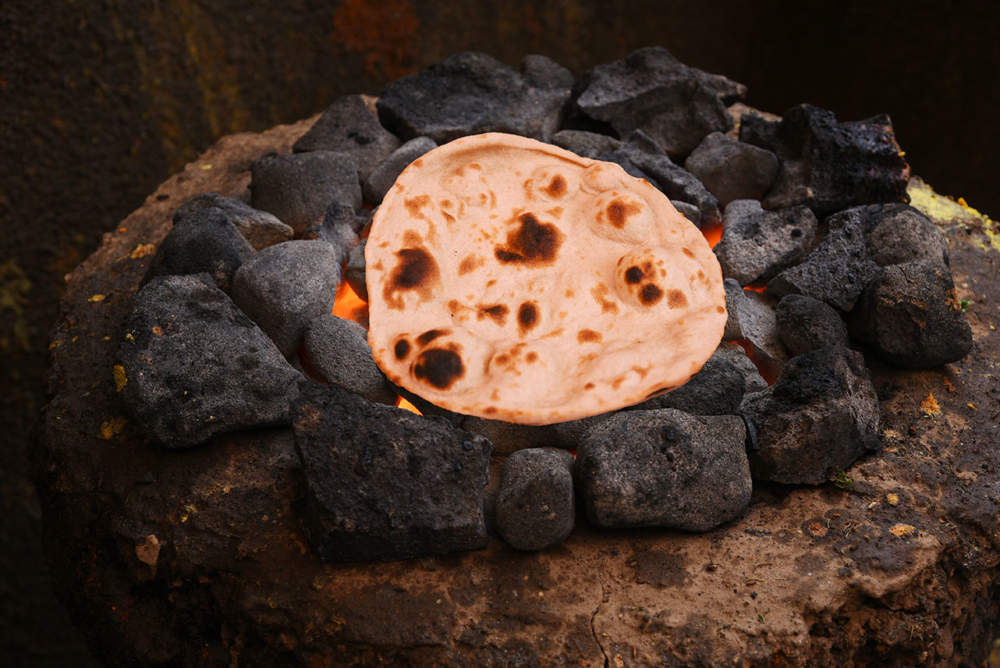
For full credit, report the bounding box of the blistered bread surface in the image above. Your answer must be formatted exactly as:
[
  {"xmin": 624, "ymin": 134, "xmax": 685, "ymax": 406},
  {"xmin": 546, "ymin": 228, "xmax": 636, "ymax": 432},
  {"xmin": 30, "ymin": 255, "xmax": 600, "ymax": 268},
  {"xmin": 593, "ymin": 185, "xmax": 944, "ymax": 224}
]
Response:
[{"xmin": 366, "ymin": 133, "xmax": 726, "ymax": 424}]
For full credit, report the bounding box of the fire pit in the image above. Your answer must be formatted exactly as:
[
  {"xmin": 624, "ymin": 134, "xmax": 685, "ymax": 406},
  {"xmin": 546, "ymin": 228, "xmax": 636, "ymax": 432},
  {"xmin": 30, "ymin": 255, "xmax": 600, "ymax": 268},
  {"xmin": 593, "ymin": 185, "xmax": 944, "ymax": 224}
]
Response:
[{"xmin": 36, "ymin": 49, "xmax": 1000, "ymax": 665}]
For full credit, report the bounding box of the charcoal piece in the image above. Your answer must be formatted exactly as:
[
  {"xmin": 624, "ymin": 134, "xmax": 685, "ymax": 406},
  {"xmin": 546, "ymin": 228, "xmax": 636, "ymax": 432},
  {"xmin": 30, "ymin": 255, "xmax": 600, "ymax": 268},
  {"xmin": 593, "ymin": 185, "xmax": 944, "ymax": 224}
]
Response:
[
  {"xmin": 145, "ymin": 207, "xmax": 254, "ymax": 292},
  {"xmin": 231, "ymin": 241, "xmax": 342, "ymax": 357},
  {"xmin": 849, "ymin": 260, "xmax": 973, "ymax": 368},
  {"xmin": 376, "ymin": 52, "xmax": 571, "ymax": 143},
  {"xmin": 602, "ymin": 131, "xmax": 720, "ymax": 224},
  {"xmin": 714, "ymin": 200, "xmax": 817, "ymax": 285},
  {"xmin": 292, "ymin": 95, "xmax": 401, "ymax": 179},
  {"xmin": 550, "ymin": 129, "xmax": 622, "ymax": 159},
  {"xmin": 461, "ymin": 417, "xmax": 556, "ymax": 456},
  {"xmin": 303, "ymin": 315, "xmax": 395, "ymax": 405},
  {"xmin": 496, "ymin": 448, "xmax": 575, "ymax": 551},
  {"xmin": 766, "ymin": 217, "xmax": 881, "ymax": 312},
  {"xmin": 630, "ymin": 343, "xmax": 766, "ymax": 416},
  {"xmin": 775, "ymin": 294, "xmax": 849, "ymax": 356},
  {"xmin": 521, "ymin": 53, "xmax": 575, "ymax": 90},
  {"xmin": 344, "ymin": 238, "xmax": 368, "ymax": 301},
  {"xmin": 740, "ymin": 345, "xmax": 880, "ymax": 485},
  {"xmin": 292, "ymin": 382, "xmax": 492, "ymax": 562},
  {"xmin": 826, "ymin": 204, "xmax": 950, "ymax": 268},
  {"xmin": 301, "ymin": 203, "xmax": 360, "ymax": 266},
  {"xmin": 722, "ymin": 279, "xmax": 787, "ymax": 362},
  {"xmin": 174, "ymin": 192, "xmax": 293, "ymax": 250},
  {"xmin": 683, "ymin": 132, "xmax": 779, "ymax": 207},
  {"xmin": 250, "ymin": 151, "xmax": 362, "ymax": 235},
  {"xmin": 740, "ymin": 104, "xmax": 910, "ymax": 215},
  {"xmin": 577, "ymin": 409, "xmax": 751, "ymax": 531},
  {"xmin": 117, "ymin": 275, "xmax": 302, "ymax": 449},
  {"xmin": 363, "ymin": 136, "xmax": 437, "ymax": 204},
  {"xmin": 670, "ymin": 200, "xmax": 702, "ymax": 226},
  {"xmin": 574, "ymin": 46, "xmax": 746, "ymax": 159}
]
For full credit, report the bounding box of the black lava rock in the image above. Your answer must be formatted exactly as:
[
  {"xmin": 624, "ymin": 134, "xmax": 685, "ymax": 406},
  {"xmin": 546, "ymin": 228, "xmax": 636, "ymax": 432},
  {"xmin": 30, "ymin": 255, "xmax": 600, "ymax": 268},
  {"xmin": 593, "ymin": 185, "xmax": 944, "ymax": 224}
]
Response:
[
  {"xmin": 767, "ymin": 216, "xmax": 881, "ymax": 312},
  {"xmin": 577, "ymin": 409, "xmax": 751, "ymax": 531},
  {"xmin": 146, "ymin": 206, "xmax": 254, "ymax": 292},
  {"xmin": 303, "ymin": 315, "xmax": 395, "ymax": 405},
  {"xmin": 827, "ymin": 203, "xmax": 950, "ymax": 268},
  {"xmin": 552, "ymin": 412, "xmax": 617, "ymax": 450},
  {"xmin": 740, "ymin": 104, "xmax": 910, "ymax": 215},
  {"xmin": 117, "ymin": 274, "xmax": 302, "ymax": 449},
  {"xmin": 722, "ymin": 279, "xmax": 788, "ymax": 362},
  {"xmin": 173, "ymin": 192, "xmax": 293, "ymax": 250},
  {"xmin": 250, "ymin": 151, "xmax": 362, "ymax": 235},
  {"xmin": 775, "ymin": 294, "xmax": 849, "ymax": 356},
  {"xmin": 292, "ymin": 382, "xmax": 492, "ymax": 562},
  {"xmin": 740, "ymin": 345, "xmax": 880, "ymax": 485},
  {"xmin": 363, "ymin": 136, "xmax": 437, "ymax": 204},
  {"xmin": 344, "ymin": 238, "xmax": 367, "ymax": 301},
  {"xmin": 460, "ymin": 417, "xmax": 557, "ymax": 457},
  {"xmin": 849, "ymin": 260, "xmax": 973, "ymax": 368},
  {"xmin": 630, "ymin": 343, "xmax": 766, "ymax": 416},
  {"xmin": 495, "ymin": 448, "xmax": 575, "ymax": 551},
  {"xmin": 292, "ymin": 95, "xmax": 401, "ymax": 179},
  {"xmin": 231, "ymin": 241, "xmax": 342, "ymax": 357},
  {"xmin": 301, "ymin": 203, "xmax": 361, "ymax": 266},
  {"xmin": 550, "ymin": 129, "xmax": 622, "ymax": 158},
  {"xmin": 714, "ymin": 200, "xmax": 817, "ymax": 285},
  {"xmin": 684, "ymin": 132, "xmax": 779, "ymax": 207},
  {"xmin": 574, "ymin": 46, "xmax": 746, "ymax": 159},
  {"xmin": 670, "ymin": 200, "xmax": 702, "ymax": 226},
  {"xmin": 376, "ymin": 52, "xmax": 571, "ymax": 143},
  {"xmin": 521, "ymin": 53, "xmax": 575, "ymax": 90}
]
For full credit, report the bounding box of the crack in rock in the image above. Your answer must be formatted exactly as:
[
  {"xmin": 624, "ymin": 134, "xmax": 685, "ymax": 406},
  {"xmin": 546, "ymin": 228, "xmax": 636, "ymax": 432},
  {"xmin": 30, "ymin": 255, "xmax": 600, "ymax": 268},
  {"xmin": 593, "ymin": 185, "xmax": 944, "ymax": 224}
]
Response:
[{"xmin": 590, "ymin": 581, "xmax": 611, "ymax": 667}]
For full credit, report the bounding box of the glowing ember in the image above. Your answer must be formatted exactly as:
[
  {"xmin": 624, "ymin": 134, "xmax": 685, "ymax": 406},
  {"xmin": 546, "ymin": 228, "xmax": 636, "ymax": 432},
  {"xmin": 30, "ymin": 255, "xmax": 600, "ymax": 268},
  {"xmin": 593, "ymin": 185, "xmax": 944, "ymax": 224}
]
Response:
[
  {"xmin": 395, "ymin": 396, "xmax": 422, "ymax": 414},
  {"xmin": 332, "ymin": 280, "xmax": 369, "ymax": 325},
  {"xmin": 701, "ymin": 220, "xmax": 723, "ymax": 249}
]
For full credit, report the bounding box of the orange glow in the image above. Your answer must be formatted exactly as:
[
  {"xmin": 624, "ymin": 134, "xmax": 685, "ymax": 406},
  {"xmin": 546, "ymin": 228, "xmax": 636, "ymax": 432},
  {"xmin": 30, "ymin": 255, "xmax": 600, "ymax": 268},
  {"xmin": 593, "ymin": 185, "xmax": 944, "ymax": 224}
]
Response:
[
  {"xmin": 332, "ymin": 280, "xmax": 369, "ymax": 325},
  {"xmin": 733, "ymin": 339, "xmax": 781, "ymax": 386},
  {"xmin": 701, "ymin": 221, "xmax": 723, "ymax": 248},
  {"xmin": 743, "ymin": 283, "xmax": 767, "ymax": 293},
  {"xmin": 395, "ymin": 396, "xmax": 422, "ymax": 414}
]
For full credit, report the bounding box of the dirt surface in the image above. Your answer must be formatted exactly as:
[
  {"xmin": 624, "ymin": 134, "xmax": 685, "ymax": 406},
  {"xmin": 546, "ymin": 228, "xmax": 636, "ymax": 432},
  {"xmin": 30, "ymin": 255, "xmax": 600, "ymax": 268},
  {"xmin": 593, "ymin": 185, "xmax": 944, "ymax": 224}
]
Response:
[{"xmin": 34, "ymin": 117, "xmax": 1000, "ymax": 666}]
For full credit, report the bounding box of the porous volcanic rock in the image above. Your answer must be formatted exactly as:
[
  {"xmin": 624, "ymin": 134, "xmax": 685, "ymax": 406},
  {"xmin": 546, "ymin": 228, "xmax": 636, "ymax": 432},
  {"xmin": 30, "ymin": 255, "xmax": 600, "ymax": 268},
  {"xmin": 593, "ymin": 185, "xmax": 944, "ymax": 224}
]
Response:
[
  {"xmin": 292, "ymin": 382, "xmax": 492, "ymax": 562},
  {"xmin": 344, "ymin": 238, "xmax": 367, "ymax": 300},
  {"xmin": 116, "ymin": 274, "xmax": 302, "ymax": 449},
  {"xmin": 577, "ymin": 409, "xmax": 751, "ymax": 531},
  {"xmin": 301, "ymin": 202, "xmax": 361, "ymax": 266},
  {"xmin": 302, "ymin": 315, "xmax": 395, "ymax": 405},
  {"xmin": 460, "ymin": 417, "xmax": 556, "ymax": 456},
  {"xmin": 495, "ymin": 448, "xmax": 575, "ymax": 551},
  {"xmin": 551, "ymin": 129, "xmax": 622, "ymax": 158},
  {"xmin": 574, "ymin": 46, "xmax": 747, "ymax": 158},
  {"xmin": 740, "ymin": 345, "xmax": 880, "ymax": 484},
  {"xmin": 722, "ymin": 279, "xmax": 788, "ymax": 362},
  {"xmin": 828, "ymin": 203, "xmax": 950, "ymax": 268},
  {"xmin": 173, "ymin": 192, "xmax": 293, "ymax": 250},
  {"xmin": 684, "ymin": 132, "xmax": 779, "ymax": 207},
  {"xmin": 376, "ymin": 52, "xmax": 571, "ymax": 143},
  {"xmin": 714, "ymin": 199, "xmax": 817, "ymax": 285},
  {"xmin": 292, "ymin": 94, "xmax": 401, "ymax": 178},
  {"xmin": 363, "ymin": 136, "xmax": 437, "ymax": 204},
  {"xmin": 740, "ymin": 104, "xmax": 910, "ymax": 215},
  {"xmin": 775, "ymin": 294, "xmax": 850, "ymax": 355}
]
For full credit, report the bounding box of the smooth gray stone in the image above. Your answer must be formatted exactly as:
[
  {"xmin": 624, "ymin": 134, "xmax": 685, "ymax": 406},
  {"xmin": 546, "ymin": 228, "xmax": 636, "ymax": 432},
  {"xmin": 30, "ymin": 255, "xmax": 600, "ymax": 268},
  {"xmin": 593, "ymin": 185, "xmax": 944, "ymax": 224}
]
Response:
[
  {"xmin": 684, "ymin": 132, "xmax": 778, "ymax": 207},
  {"xmin": 303, "ymin": 315, "xmax": 395, "ymax": 405},
  {"xmin": 496, "ymin": 448, "xmax": 575, "ymax": 552},
  {"xmin": 363, "ymin": 136, "xmax": 437, "ymax": 204}
]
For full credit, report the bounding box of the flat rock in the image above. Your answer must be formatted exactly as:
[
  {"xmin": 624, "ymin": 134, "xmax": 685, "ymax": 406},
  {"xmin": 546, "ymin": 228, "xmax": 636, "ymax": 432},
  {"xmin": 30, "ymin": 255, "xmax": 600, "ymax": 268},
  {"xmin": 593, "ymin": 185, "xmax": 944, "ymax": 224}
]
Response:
[
  {"xmin": 850, "ymin": 260, "xmax": 973, "ymax": 368},
  {"xmin": 363, "ymin": 136, "xmax": 437, "ymax": 204},
  {"xmin": 250, "ymin": 151, "xmax": 362, "ymax": 235},
  {"xmin": 577, "ymin": 409, "xmax": 751, "ymax": 531},
  {"xmin": 775, "ymin": 294, "xmax": 849, "ymax": 355},
  {"xmin": 292, "ymin": 94, "xmax": 401, "ymax": 178},
  {"xmin": 740, "ymin": 104, "xmax": 910, "ymax": 215},
  {"xmin": 714, "ymin": 200, "xmax": 817, "ymax": 285},
  {"xmin": 145, "ymin": 206, "xmax": 254, "ymax": 292},
  {"xmin": 377, "ymin": 52, "xmax": 571, "ymax": 143},
  {"xmin": 550, "ymin": 129, "xmax": 622, "ymax": 158},
  {"xmin": 116, "ymin": 274, "xmax": 302, "ymax": 448},
  {"xmin": 722, "ymin": 279, "xmax": 787, "ymax": 362},
  {"xmin": 174, "ymin": 192, "xmax": 293, "ymax": 250},
  {"xmin": 630, "ymin": 343, "xmax": 766, "ymax": 416},
  {"xmin": 495, "ymin": 448, "xmax": 575, "ymax": 551},
  {"xmin": 574, "ymin": 46, "xmax": 746, "ymax": 159},
  {"xmin": 231, "ymin": 240, "xmax": 342, "ymax": 357},
  {"xmin": 303, "ymin": 315, "xmax": 395, "ymax": 405},
  {"xmin": 292, "ymin": 382, "xmax": 492, "ymax": 562},
  {"xmin": 740, "ymin": 345, "xmax": 880, "ymax": 484},
  {"xmin": 684, "ymin": 132, "xmax": 779, "ymax": 207}
]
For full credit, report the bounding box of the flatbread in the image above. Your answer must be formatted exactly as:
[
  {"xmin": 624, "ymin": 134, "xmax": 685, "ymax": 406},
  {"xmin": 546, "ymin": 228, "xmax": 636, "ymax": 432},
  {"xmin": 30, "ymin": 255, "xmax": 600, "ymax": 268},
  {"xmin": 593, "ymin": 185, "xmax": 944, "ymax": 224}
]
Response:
[{"xmin": 366, "ymin": 133, "xmax": 726, "ymax": 425}]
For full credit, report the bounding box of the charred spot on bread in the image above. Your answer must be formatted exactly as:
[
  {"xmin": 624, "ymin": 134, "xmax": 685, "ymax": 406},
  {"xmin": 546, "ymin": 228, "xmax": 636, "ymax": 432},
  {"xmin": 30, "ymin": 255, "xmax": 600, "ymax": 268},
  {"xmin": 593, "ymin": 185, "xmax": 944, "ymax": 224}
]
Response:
[
  {"xmin": 667, "ymin": 289, "xmax": 688, "ymax": 308},
  {"xmin": 477, "ymin": 303, "xmax": 509, "ymax": 324},
  {"xmin": 577, "ymin": 329, "xmax": 602, "ymax": 343},
  {"xmin": 639, "ymin": 283, "xmax": 664, "ymax": 306},
  {"xmin": 394, "ymin": 338, "xmax": 412, "ymax": 360},
  {"xmin": 544, "ymin": 174, "xmax": 567, "ymax": 198},
  {"xmin": 416, "ymin": 329, "xmax": 449, "ymax": 346},
  {"xmin": 517, "ymin": 301, "xmax": 539, "ymax": 334},
  {"xmin": 494, "ymin": 212, "xmax": 563, "ymax": 266},
  {"xmin": 413, "ymin": 348, "xmax": 465, "ymax": 390},
  {"xmin": 625, "ymin": 266, "xmax": 644, "ymax": 284}
]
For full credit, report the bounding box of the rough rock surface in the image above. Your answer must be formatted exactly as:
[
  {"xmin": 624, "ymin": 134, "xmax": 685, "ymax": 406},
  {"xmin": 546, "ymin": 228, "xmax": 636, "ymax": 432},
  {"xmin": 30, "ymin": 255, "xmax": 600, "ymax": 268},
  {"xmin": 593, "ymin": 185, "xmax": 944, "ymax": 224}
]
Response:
[
  {"xmin": 776, "ymin": 294, "xmax": 850, "ymax": 355},
  {"xmin": 293, "ymin": 382, "xmax": 491, "ymax": 562},
  {"xmin": 741, "ymin": 104, "xmax": 910, "ymax": 215},
  {"xmin": 550, "ymin": 129, "xmax": 622, "ymax": 158},
  {"xmin": 850, "ymin": 260, "xmax": 974, "ymax": 368},
  {"xmin": 577, "ymin": 409, "xmax": 751, "ymax": 531},
  {"xmin": 302, "ymin": 315, "xmax": 395, "ymax": 405},
  {"xmin": 377, "ymin": 52, "xmax": 571, "ymax": 143},
  {"xmin": 460, "ymin": 417, "xmax": 556, "ymax": 457},
  {"xmin": 714, "ymin": 199, "xmax": 817, "ymax": 285},
  {"xmin": 231, "ymin": 240, "xmax": 342, "ymax": 357},
  {"xmin": 362, "ymin": 136, "xmax": 437, "ymax": 204},
  {"xmin": 250, "ymin": 151, "xmax": 362, "ymax": 235},
  {"xmin": 828, "ymin": 203, "xmax": 950, "ymax": 268},
  {"xmin": 292, "ymin": 94, "xmax": 401, "ymax": 178},
  {"xmin": 723, "ymin": 279, "xmax": 788, "ymax": 362},
  {"xmin": 495, "ymin": 448, "xmax": 575, "ymax": 551},
  {"xmin": 301, "ymin": 202, "xmax": 361, "ymax": 266},
  {"xmin": 36, "ymin": 113, "xmax": 1000, "ymax": 668},
  {"xmin": 740, "ymin": 345, "xmax": 880, "ymax": 484},
  {"xmin": 173, "ymin": 192, "xmax": 293, "ymax": 250},
  {"xmin": 574, "ymin": 46, "xmax": 747, "ymax": 158},
  {"xmin": 145, "ymin": 206, "xmax": 254, "ymax": 292},
  {"xmin": 116, "ymin": 274, "xmax": 301, "ymax": 449},
  {"xmin": 684, "ymin": 132, "xmax": 779, "ymax": 207},
  {"xmin": 344, "ymin": 238, "xmax": 367, "ymax": 300}
]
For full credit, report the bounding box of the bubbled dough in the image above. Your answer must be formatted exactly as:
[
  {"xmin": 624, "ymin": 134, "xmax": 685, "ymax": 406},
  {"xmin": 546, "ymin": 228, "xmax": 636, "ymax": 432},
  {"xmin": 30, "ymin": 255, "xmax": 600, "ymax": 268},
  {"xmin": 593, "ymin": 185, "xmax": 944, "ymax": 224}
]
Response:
[{"xmin": 366, "ymin": 133, "xmax": 726, "ymax": 425}]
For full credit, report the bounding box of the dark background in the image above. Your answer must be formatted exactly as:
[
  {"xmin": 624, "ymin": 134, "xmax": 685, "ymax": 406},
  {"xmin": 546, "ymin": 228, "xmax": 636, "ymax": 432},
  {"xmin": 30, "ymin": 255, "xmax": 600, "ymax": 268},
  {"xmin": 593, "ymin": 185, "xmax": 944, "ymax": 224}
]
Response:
[{"xmin": 2, "ymin": 1, "xmax": 997, "ymax": 664}]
